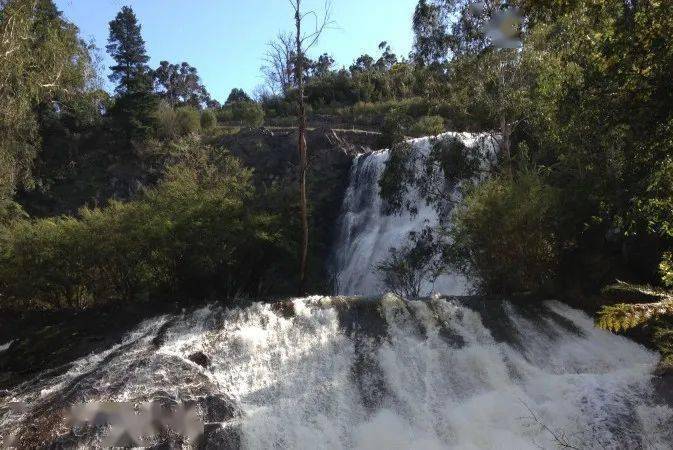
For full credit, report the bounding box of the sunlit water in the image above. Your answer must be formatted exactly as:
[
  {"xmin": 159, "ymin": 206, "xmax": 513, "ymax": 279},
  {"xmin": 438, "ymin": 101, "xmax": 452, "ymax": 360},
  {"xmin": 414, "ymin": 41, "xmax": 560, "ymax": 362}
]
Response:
[{"xmin": 1, "ymin": 297, "xmax": 671, "ymax": 448}]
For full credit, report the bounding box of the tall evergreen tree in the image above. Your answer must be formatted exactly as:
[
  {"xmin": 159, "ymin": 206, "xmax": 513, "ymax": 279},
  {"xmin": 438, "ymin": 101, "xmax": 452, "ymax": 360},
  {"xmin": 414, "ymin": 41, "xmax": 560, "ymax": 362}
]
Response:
[
  {"xmin": 106, "ymin": 6, "xmax": 156, "ymax": 140},
  {"xmin": 106, "ymin": 6, "xmax": 152, "ymax": 94},
  {"xmin": 225, "ymin": 88, "xmax": 252, "ymax": 105}
]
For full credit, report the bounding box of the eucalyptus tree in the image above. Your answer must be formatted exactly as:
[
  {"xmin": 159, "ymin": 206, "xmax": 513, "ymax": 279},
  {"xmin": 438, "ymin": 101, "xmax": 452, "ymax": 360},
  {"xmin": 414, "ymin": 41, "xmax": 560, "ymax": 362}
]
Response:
[
  {"xmin": 153, "ymin": 61, "xmax": 211, "ymax": 108},
  {"xmin": 0, "ymin": 0, "xmax": 96, "ymax": 217}
]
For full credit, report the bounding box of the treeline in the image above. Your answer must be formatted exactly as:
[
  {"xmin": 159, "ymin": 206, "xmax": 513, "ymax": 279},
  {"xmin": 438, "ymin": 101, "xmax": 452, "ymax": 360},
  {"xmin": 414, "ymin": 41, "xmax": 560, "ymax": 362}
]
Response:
[
  {"xmin": 258, "ymin": 39, "xmax": 459, "ymax": 139},
  {"xmin": 0, "ymin": 1, "xmax": 303, "ymax": 310}
]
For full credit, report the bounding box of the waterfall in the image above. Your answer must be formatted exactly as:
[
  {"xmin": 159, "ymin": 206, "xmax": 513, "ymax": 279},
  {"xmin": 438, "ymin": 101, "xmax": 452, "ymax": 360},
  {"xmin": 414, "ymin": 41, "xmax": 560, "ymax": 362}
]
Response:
[
  {"xmin": 1, "ymin": 134, "xmax": 671, "ymax": 448},
  {"xmin": 332, "ymin": 133, "xmax": 493, "ymax": 297},
  {"xmin": 1, "ymin": 297, "xmax": 671, "ymax": 448}
]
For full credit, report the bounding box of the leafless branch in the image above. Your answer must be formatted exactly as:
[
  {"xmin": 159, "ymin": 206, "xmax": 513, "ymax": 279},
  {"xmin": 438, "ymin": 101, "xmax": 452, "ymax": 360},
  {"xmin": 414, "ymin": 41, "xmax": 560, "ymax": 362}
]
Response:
[
  {"xmin": 519, "ymin": 400, "xmax": 581, "ymax": 450},
  {"xmin": 288, "ymin": 0, "xmax": 335, "ymax": 51},
  {"xmin": 261, "ymin": 31, "xmax": 295, "ymax": 95}
]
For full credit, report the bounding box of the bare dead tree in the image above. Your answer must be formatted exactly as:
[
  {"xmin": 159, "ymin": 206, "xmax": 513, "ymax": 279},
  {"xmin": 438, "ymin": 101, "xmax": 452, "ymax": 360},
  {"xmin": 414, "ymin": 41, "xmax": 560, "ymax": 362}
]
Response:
[
  {"xmin": 288, "ymin": 0, "xmax": 333, "ymax": 295},
  {"xmin": 261, "ymin": 31, "xmax": 295, "ymax": 96}
]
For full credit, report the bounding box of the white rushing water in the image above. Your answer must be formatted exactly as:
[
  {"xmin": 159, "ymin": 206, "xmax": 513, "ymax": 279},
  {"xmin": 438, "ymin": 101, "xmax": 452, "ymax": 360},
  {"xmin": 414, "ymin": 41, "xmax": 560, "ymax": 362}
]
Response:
[
  {"xmin": 332, "ymin": 133, "xmax": 492, "ymax": 297},
  {"xmin": 1, "ymin": 297, "xmax": 671, "ymax": 448},
  {"xmin": 0, "ymin": 340, "xmax": 14, "ymax": 353}
]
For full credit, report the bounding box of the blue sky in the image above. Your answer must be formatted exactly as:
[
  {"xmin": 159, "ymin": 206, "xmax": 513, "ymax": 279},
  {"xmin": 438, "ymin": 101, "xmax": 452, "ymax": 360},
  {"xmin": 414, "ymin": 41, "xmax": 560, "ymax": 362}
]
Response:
[{"xmin": 54, "ymin": 0, "xmax": 418, "ymax": 102}]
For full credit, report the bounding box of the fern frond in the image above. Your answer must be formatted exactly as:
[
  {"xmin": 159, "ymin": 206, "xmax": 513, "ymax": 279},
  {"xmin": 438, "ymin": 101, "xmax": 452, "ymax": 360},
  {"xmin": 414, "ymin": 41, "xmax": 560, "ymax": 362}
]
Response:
[{"xmin": 597, "ymin": 300, "xmax": 673, "ymax": 332}]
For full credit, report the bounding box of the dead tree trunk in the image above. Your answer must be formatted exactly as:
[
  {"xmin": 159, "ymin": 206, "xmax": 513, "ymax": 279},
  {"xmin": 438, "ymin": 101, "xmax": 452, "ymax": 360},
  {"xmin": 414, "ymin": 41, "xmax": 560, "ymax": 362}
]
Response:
[{"xmin": 294, "ymin": 0, "xmax": 309, "ymax": 296}]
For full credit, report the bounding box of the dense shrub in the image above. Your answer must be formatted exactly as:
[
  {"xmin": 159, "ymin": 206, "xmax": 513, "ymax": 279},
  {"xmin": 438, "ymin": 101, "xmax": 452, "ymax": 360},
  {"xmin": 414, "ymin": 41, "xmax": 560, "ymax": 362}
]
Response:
[
  {"xmin": 333, "ymin": 98, "xmax": 434, "ymax": 128},
  {"xmin": 216, "ymin": 107, "xmax": 234, "ymax": 123},
  {"xmin": 220, "ymin": 102, "xmax": 265, "ymax": 127},
  {"xmin": 410, "ymin": 115, "xmax": 445, "ymax": 137},
  {"xmin": 380, "ymin": 110, "xmax": 413, "ymax": 148},
  {"xmin": 235, "ymin": 102, "xmax": 265, "ymax": 127},
  {"xmin": 661, "ymin": 253, "xmax": 673, "ymax": 288},
  {"xmin": 154, "ymin": 101, "xmax": 179, "ymax": 140},
  {"xmin": 447, "ymin": 171, "xmax": 560, "ymax": 294},
  {"xmin": 200, "ymin": 109, "xmax": 216, "ymax": 130},
  {"xmin": 175, "ymin": 106, "xmax": 201, "ymax": 135},
  {"xmin": 0, "ymin": 144, "xmax": 289, "ymax": 309}
]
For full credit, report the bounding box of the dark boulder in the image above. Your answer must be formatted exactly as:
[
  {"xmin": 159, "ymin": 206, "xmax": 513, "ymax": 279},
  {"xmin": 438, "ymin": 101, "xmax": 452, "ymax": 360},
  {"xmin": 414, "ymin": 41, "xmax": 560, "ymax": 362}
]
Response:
[
  {"xmin": 197, "ymin": 394, "xmax": 238, "ymax": 423},
  {"xmin": 188, "ymin": 352, "xmax": 211, "ymax": 368}
]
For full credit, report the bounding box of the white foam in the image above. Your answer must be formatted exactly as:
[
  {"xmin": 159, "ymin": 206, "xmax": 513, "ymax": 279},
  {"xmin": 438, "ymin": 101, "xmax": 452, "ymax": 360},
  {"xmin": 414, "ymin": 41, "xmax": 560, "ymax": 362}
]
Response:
[
  {"xmin": 0, "ymin": 340, "xmax": 14, "ymax": 353},
  {"xmin": 1, "ymin": 298, "xmax": 670, "ymax": 448}
]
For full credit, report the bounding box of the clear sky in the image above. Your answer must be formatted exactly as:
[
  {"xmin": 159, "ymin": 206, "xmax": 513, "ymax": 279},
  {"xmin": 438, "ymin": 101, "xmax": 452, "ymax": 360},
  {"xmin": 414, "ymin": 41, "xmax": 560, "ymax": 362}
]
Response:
[{"xmin": 54, "ymin": 0, "xmax": 418, "ymax": 102}]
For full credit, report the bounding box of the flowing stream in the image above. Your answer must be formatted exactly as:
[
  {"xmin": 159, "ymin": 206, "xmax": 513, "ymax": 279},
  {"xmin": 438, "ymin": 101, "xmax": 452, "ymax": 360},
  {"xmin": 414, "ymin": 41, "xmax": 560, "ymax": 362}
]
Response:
[{"xmin": 1, "ymin": 135, "xmax": 672, "ymax": 448}]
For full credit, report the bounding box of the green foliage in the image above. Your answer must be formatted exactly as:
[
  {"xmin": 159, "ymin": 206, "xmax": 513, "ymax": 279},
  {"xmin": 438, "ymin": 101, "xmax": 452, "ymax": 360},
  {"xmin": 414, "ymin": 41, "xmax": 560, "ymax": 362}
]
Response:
[
  {"xmin": 153, "ymin": 61, "xmax": 211, "ymax": 107},
  {"xmin": 106, "ymin": 5, "xmax": 158, "ymax": 141},
  {"xmin": 221, "ymin": 101, "xmax": 265, "ymax": 127},
  {"xmin": 154, "ymin": 101, "xmax": 179, "ymax": 140},
  {"xmin": 200, "ymin": 109, "xmax": 216, "ymax": 130},
  {"xmin": 106, "ymin": 6, "xmax": 152, "ymax": 94},
  {"xmin": 447, "ymin": 171, "xmax": 560, "ymax": 294},
  {"xmin": 175, "ymin": 106, "xmax": 201, "ymax": 136},
  {"xmin": 216, "ymin": 108, "xmax": 234, "ymax": 123},
  {"xmin": 661, "ymin": 253, "xmax": 673, "ymax": 288},
  {"xmin": 412, "ymin": 0, "xmax": 450, "ymax": 66},
  {"xmin": 410, "ymin": 115, "xmax": 445, "ymax": 137},
  {"xmin": 0, "ymin": 0, "xmax": 98, "ymax": 202},
  {"xmin": 108, "ymin": 91, "xmax": 159, "ymax": 141},
  {"xmin": 375, "ymin": 229, "xmax": 443, "ymax": 298},
  {"xmin": 654, "ymin": 324, "xmax": 673, "ymax": 369},
  {"xmin": 380, "ymin": 110, "xmax": 413, "ymax": 148},
  {"xmin": 328, "ymin": 98, "xmax": 436, "ymax": 128},
  {"xmin": 429, "ymin": 137, "xmax": 483, "ymax": 188},
  {"xmin": 0, "ymin": 141, "xmax": 290, "ymax": 309},
  {"xmin": 597, "ymin": 301, "xmax": 673, "ymax": 333},
  {"xmin": 0, "ymin": 199, "xmax": 27, "ymax": 226},
  {"xmin": 226, "ymin": 88, "xmax": 252, "ymax": 104},
  {"xmin": 596, "ymin": 283, "xmax": 673, "ymax": 369},
  {"xmin": 379, "ymin": 143, "xmax": 415, "ymax": 213}
]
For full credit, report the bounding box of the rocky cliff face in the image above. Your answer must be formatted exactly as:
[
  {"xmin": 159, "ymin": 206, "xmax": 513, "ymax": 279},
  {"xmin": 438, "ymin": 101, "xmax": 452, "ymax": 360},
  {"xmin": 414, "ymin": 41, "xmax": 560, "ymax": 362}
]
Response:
[{"xmin": 216, "ymin": 127, "xmax": 378, "ymax": 291}]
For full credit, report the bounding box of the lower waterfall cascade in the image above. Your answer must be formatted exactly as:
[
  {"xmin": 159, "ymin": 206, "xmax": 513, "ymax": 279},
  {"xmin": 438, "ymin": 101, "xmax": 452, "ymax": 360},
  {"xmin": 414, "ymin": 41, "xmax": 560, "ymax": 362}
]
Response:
[
  {"xmin": 1, "ymin": 133, "xmax": 672, "ymax": 448},
  {"xmin": 1, "ymin": 297, "xmax": 671, "ymax": 448}
]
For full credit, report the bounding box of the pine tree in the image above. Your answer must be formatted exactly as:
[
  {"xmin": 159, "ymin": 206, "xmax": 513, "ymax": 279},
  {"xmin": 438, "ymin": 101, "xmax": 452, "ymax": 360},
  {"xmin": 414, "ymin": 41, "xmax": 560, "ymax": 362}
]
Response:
[
  {"xmin": 106, "ymin": 6, "xmax": 152, "ymax": 94},
  {"xmin": 106, "ymin": 6, "xmax": 156, "ymax": 140}
]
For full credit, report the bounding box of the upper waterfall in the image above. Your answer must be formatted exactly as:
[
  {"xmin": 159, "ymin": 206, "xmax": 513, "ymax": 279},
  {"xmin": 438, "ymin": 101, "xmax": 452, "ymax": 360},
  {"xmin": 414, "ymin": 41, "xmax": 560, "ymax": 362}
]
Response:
[{"xmin": 332, "ymin": 133, "xmax": 492, "ymax": 297}]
